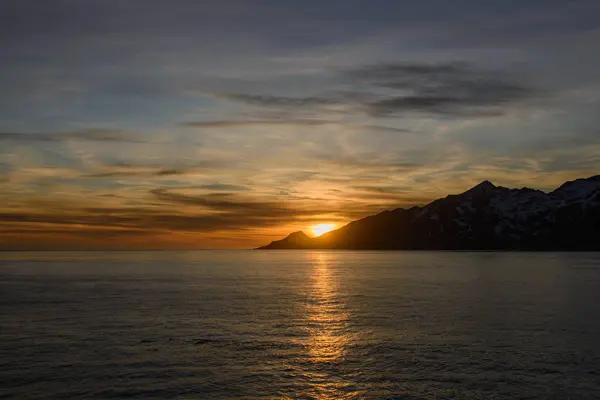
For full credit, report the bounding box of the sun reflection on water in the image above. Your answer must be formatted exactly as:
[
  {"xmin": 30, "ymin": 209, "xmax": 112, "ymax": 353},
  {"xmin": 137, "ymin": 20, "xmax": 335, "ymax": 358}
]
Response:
[
  {"xmin": 306, "ymin": 253, "xmax": 349, "ymax": 362},
  {"xmin": 302, "ymin": 252, "xmax": 356, "ymax": 399}
]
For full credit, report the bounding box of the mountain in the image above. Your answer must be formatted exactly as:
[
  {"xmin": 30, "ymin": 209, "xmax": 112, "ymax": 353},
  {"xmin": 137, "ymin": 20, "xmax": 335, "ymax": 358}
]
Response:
[
  {"xmin": 259, "ymin": 231, "xmax": 315, "ymax": 249},
  {"xmin": 257, "ymin": 175, "xmax": 600, "ymax": 250}
]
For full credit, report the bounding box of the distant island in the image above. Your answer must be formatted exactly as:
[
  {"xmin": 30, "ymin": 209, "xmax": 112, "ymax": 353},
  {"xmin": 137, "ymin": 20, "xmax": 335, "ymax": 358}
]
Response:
[{"xmin": 257, "ymin": 175, "xmax": 600, "ymax": 250}]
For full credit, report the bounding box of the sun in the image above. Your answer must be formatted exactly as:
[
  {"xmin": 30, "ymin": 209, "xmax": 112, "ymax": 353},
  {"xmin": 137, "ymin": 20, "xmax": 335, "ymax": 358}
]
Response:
[{"xmin": 311, "ymin": 223, "xmax": 336, "ymax": 237}]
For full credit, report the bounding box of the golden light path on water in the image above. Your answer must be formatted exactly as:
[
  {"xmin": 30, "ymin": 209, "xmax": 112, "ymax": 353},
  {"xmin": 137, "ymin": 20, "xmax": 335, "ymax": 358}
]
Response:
[{"xmin": 301, "ymin": 252, "xmax": 356, "ymax": 399}]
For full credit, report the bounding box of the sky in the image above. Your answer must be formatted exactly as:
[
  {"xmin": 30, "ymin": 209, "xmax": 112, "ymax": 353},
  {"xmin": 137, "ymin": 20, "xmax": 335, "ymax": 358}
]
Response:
[{"xmin": 1, "ymin": 0, "xmax": 600, "ymax": 249}]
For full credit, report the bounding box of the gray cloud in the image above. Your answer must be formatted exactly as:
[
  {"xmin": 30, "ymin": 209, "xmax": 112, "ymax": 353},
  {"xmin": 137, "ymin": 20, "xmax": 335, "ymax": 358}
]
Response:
[
  {"xmin": 82, "ymin": 162, "xmax": 227, "ymax": 179},
  {"xmin": 321, "ymin": 157, "xmax": 424, "ymax": 171},
  {"xmin": 0, "ymin": 129, "xmax": 141, "ymax": 143},
  {"xmin": 353, "ymin": 185, "xmax": 411, "ymax": 194},
  {"xmin": 182, "ymin": 119, "xmax": 333, "ymax": 128},
  {"xmin": 197, "ymin": 183, "xmax": 249, "ymax": 191},
  {"xmin": 211, "ymin": 61, "xmax": 539, "ymax": 120},
  {"xmin": 154, "ymin": 169, "xmax": 183, "ymax": 176},
  {"xmin": 151, "ymin": 188, "xmax": 304, "ymax": 215},
  {"xmin": 150, "ymin": 188, "xmax": 389, "ymax": 221},
  {"xmin": 0, "ymin": 226, "xmax": 156, "ymax": 239},
  {"xmin": 84, "ymin": 169, "xmax": 185, "ymax": 178},
  {"xmin": 344, "ymin": 62, "xmax": 538, "ymax": 117},
  {"xmin": 182, "ymin": 119, "xmax": 416, "ymax": 135},
  {"xmin": 358, "ymin": 125, "xmax": 415, "ymax": 134},
  {"xmin": 219, "ymin": 93, "xmax": 339, "ymax": 107}
]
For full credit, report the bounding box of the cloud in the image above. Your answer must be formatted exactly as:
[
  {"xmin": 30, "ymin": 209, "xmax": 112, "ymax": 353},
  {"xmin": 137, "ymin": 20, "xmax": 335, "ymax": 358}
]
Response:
[
  {"xmin": 81, "ymin": 162, "xmax": 225, "ymax": 179},
  {"xmin": 357, "ymin": 125, "xmax": 415, "ymax": 134},
  {"xmin": 353, "ymin": 185, "xmax": 411, "ymax": 194},
  {"xmin": 151, "ymin": 188, "xmax": 307, "ymax": 215},
  {"xmin": 320, "ymin": 157, "xmax": 423, "ymax": 171},
  {"xmin": 154, "ymin": 169, "xmax": 183, "ymax": 176},
  {"xmin": 84, "ymin": 169, "xmax": 185, "ymax": 178},
  {"xmin": 196, "ymin": 183, "xmax": 249, "ymax": 191},
  {"xmin": 208, "ymin": 61, "xmax": 539, "ymax": 120},
  {"xmin": 150, "ymin": 187, "xmax": 397, "ymax": 222},
  {"xmin": 342, "ymin": 61, "xmax": 538, "ymax": 117},
  {"xmin": 0, "ymin": 129, "xmax": 141, "ymax": 143},
  {"xmin": 0, "ymin": 226, "xmax": 156, "ymax": 239},
  {"xmin": 0, "ymin": 196, "xmax": 350, "ymax": 236},
  {"xmin": 181, "ymin": 119, "xmax": 416, "ymax": 135},
  {"xmin": 217, "ymin": 93, "xmax": 339, "ymax": 107},
  {"xmin": 181, "ymin": 119, "xmax": 333, "ymax": 128}
]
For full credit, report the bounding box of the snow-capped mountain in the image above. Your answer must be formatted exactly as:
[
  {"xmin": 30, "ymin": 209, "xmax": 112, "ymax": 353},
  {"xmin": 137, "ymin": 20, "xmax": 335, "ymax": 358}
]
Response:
[{"xmin": 257, "ymin": 175, "xmax": 600, "ymax": 250}]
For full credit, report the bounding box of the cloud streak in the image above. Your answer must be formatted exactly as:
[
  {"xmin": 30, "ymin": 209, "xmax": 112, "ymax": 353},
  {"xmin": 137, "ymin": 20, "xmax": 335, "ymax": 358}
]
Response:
[
  {"xmin": 0, "ymin": 129, "xmax": 141, "ymax": 143},
  {"xmin": 217, "ymin": 93, "xmax": 340, "ymax": 108},
  {"xmin": 212, "ymin": 61, "xmax": 540, "ymax": 120},
  {"xmin": 0, "ymin": 187, "xmax": 393, "ymax": 242},
  {"xmin": 353, "ymin": 62, "xmax": 535, "ymax": 117},
  {"xmin": 80, "ymin": 162, "xmax": 228, "ymax": 179},
  {"xmin": 181, "ymin": 119, "xmax": 333, "ymax": 128}
]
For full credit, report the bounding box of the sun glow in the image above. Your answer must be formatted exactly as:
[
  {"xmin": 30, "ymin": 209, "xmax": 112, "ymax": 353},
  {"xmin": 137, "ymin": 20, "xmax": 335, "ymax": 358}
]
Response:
[{"xmin": 311, "ymin": 223, "xmax": 335, "ymax": 237}]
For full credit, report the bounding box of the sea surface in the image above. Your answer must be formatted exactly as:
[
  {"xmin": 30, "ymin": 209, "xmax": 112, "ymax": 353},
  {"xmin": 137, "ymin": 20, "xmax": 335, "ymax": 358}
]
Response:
[{"xmin": 1, "ymin": 251, "xmax": 600, "ymax": 399}]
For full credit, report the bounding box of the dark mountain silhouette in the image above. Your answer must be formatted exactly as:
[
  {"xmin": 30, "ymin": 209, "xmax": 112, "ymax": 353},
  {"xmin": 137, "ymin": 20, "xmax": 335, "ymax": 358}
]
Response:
[
  {"xmin": 257, "ymin": 175, "xmax": 600, "ymax": 250},
  {"xmin": 261, "ymin": 230, "xmax": 315, "ymax": 249}
]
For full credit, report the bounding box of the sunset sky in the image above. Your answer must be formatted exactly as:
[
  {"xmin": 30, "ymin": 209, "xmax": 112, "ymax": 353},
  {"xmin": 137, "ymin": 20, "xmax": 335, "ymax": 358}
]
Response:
[{"xmin": 2, "ymin": 0, "xmax": 600, "ymax": 249}]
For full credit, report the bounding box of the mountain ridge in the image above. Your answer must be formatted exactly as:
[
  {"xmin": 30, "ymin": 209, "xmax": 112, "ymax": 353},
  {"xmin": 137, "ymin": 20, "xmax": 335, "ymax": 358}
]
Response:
[{"xmin": 257, "ymin": 175, "xmax": 600, "ymax": 250}]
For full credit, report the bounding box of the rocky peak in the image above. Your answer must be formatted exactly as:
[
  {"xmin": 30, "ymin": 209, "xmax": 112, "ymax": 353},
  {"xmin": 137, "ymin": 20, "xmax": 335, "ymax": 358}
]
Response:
[
  {"xmin": 461, "ymin": 180, "xmax": 497, "ymax": 197},
  {"xmin": 255, "ymin": 230, "xmax": 314, "ymax": 249}
]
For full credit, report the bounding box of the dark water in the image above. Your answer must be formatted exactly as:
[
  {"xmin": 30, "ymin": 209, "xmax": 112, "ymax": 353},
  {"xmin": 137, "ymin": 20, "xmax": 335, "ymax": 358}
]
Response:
[{"xmin": 1, "ymin": 251, "xmax": 600, "ymax": 399}]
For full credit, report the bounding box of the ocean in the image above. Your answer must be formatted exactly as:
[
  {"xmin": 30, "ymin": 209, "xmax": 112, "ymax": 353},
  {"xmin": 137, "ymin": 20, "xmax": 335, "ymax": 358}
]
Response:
[{"xmin": 1, "ymin": 251, "xmax": 599, "ymax": 399}]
